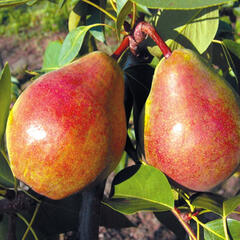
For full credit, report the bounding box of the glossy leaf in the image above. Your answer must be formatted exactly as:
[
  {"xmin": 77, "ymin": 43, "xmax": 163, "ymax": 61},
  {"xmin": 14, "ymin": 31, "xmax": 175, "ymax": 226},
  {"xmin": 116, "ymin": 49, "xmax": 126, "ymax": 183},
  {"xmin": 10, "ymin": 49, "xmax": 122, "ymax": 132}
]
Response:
[
  {"xmin": 58, "ymin": 0, "xmax": 66, "ymax": 8},
  {"xmin": 130, "ymin": 0, "xmax": 235, "ymax": 9},
  {"xmin": 154, "ymin": 211, "xmax": 186, "ymax": 239},
  {"xmin": 0, "ymin": 151, "xmax": 14, "ymax": 188},
  {"xmin": 204, "ymin": 218, "xmax": 240, "ymax": 240},
  {"xmin": 0, "ymin": 63, "xmax": 11, "ymax": 145},
  {"xmin": 58, "ymin": 25, "xmax": 95, "ymax": 66},
  {"xmin": 148, "ymin": 7, "xmax": 219, "ymax": 56},
  {"xmin": 116, "ymin": 0, "xmax": 132, "ymax": 37},
  {"xmin": 87, "ymin": 7, "xmax": 105, "ymax": 43},
  {"xmin": 223, "ymin": 194, "xmax": 240, "ymax": 217},
  {"xmin": 100, "ymin": 204, "xmax": 135, "ymax": 228},
  {"xmin": 42, "ymin": 41, "xmax": 62, "ymax": 72},
  {"xmin": 23, "ymin": 193, "xmax": 82, "ymax": 237},
  {"xmin": 68, "ymin": 10, "xmax": 81, "ymax": 32},
  {"xmin": 0, "ymin": 0, "xmax": 33, "ymax": 7},
  {"xmin": 25, "ymin": 192, "xmax": 132, "ymax": 236},
  {"xmin": 223, "ymin": 39, "xmax": 240, "ymax": 59},
  {"xmin": 114, "ymin": 151, "xmax": 128, "ymax": 174},
  {"xmin": 104, "ymin": 164, "xmax": 174, "ymax": 215},
  {"xmin": 0, "ymin": 213, "xmax": 46, "ymax": 240},
  {"xmin": 191, "ymin": 193, "xmax": 224, "ymax": 216}
]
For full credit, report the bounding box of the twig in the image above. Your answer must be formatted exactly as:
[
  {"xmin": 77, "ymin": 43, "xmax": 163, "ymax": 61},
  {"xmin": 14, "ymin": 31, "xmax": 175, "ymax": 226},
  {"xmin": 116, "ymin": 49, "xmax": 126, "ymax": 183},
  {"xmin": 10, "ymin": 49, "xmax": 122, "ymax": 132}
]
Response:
[{"xmin": 77, "ymin": 182, "xmax": 105, "ymax": 240}]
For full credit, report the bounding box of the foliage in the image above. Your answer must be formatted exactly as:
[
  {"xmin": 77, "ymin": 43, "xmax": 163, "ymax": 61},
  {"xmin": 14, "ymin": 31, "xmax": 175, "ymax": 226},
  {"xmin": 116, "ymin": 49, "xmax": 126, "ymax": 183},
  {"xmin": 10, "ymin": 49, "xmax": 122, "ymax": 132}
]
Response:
[
  {"xmin": 0, "ymin": 1, "xmax": 75, "ymax": 37},
  {"xmin": 1, "ymin": 0, "xmax": 240, "ymax": 239}
]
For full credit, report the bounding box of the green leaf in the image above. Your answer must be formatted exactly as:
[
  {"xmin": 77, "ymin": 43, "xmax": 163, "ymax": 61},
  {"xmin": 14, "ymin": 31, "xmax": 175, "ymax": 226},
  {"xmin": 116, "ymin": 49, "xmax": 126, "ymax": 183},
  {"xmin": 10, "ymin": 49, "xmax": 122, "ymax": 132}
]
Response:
[
  {"xmin": 116, "ymin": 0, "xmax": 132, "ymax": 37},
  {"xmin": 42, "ymin": 41, "xmax": 62, "ymax": 72},
  {"xmin": 100, "ymin": 204, "xmax": 135, "ymax": 228},
  {"xmin": 0, "ymin": 209, "xmax": 46, "ymax": 240},
  {"xmin": 58, "ymin": 24, "xmax": 98, "ymax": 66},
  {"xmin": 0, "ymin": 151, "xmax": 14, "ymax": 188},
  {"xmin": 136, "ymin": 3, "xmax": 152, "ymax": 15},
  {"xmin": 58, "ymin": 0, "xmax": 66, "ymax": 8},
  {"xmin": 0, "ymin": 63, "xmax": 11, "ymax": 145},
  {"xmin": 148, "ymin": 7, "xmax": 219, "ymax": 56},
  {"xmin": 223, "ymin": 39, "xmax": 240, "ymax": 59},
  {"xmin": 103, "ymin": 164, "xmax": 174, "ymax": 215},
  {"xmin": 191, "ymin": 193, "xmax": 224, "ymax": 216},
  {"xmin": 87, "ymin": 7, "xmax": 105, "ymax": 43},
  {"xmin": 154, "ymin": 211, "xmax": 186, "ymax": 239},
  {"xmin": 204, "ymin": 218, "xmax": 240, "ymax": 240},
  {"xmin": 130, "ymin": 0, "xmax": 236, "ymax": 9},
  {"xmin": 223, "ymin": 195, "xmax": 240, "ymax": 217},
  {"xmin": 0, "ymin": 0, "xmax": 33, "ymax": 7},
  {"xmin": 18, "ymin": 193, "xmax": 82, "ymax": 237},
  {"xmin": 114, "ymin": 151, "xmax": 128, "ymax": 174}
]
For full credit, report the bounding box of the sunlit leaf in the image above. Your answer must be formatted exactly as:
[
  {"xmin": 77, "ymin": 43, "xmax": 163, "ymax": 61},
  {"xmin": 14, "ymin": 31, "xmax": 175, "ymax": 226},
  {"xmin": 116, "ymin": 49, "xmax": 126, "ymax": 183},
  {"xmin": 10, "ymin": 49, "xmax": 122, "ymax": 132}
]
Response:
[
  {"xmin": 103, "ymin": 164, "xmax": 174, "ymax": 215},
  {"xmin": 130, "ymin": 0, "xmax": 235, "ymax": 9},
  {"xmin": 223, "ymin": 194, "xmax": 240, "ymax": 217},
  {"xmin": 68, "ymin": 10, "xmax": 81, "ymax": 32},
  {"xmin": 204, "ymin": 218, "xmax": 240, "ymax": 240},
  {"xmin": 148, "ymin": 7, "xmax": 219, "ymax": 57},
  {"xmin": 0, "ymin": 63, "xmax": 11, "ymax": 145},
  {"xmin": 58, "ymin": 24, "xmax": 101, "ymax": 66},
  {"xmin": 0, "ymin": 0, "xmax": 33, "ymax": 7},
  {"xmin": 191, "ymin": 193, "xmax": 224, "ymax": 216},
  {"xmin": 58, "ymin": 0, "xmax": 66, "ymax": 8},
  {"xmin": 114, "ymin": 151, "xmax": 128, "ymax": 174},
  {"xmin": 42, "ymin": 41, "xmax": 62, "ymax": 72},
  {"xmin": 116, "ymin": 0, "xmax": 132, "ymax": 37}
]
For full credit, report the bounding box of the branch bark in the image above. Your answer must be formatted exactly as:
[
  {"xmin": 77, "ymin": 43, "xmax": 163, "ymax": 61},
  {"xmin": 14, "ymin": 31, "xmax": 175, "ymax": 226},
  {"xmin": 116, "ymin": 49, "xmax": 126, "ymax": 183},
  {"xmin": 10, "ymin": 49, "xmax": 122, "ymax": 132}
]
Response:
[{"xmin": 77, "ymin": 182, "xmax": 105, "ymax": 240}]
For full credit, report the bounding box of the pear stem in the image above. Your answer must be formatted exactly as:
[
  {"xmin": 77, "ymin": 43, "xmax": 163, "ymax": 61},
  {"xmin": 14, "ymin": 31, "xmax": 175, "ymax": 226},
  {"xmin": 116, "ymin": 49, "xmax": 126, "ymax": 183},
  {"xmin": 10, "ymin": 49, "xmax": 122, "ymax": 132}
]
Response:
[
  {"xmin": 134, "ymin": 21, "xmax": 172, "ymax": 59},
  {"xmin": 112, "ymin": 21, "xmax": 172, "ymax": 60},
  {"xmin": 171, "ymin": 208, "xmax": 198, "ymax": 240},
  {"xmin": 111, "ymin": 36, "xmax": 130, "ymax": 60}
]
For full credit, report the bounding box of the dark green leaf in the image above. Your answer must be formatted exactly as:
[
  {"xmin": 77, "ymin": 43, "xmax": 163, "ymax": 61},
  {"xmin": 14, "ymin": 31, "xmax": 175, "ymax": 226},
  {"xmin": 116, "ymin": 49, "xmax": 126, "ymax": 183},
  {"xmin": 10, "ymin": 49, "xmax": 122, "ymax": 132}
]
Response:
[
  {"xmin": 103, "ymin": 164, "xmax": 174, "ymax": 215},
  {"xmin": 154, "ymin": 211, "xmax": 186, "ymax": 239},
  {"xmin": 0, "ymin": 151, "xmax": 14, "ymax": 188},
  {"xmin": 223, "ymin": 195, "xmax": 240, "ymax": 217},
  {"xmin": 204, "ymin": 218, "xmax": 240, "ymax": 240},
  {"xmin": 23, "ymin": 193, "xmax": 82, "ymax": 237},
  {"xmin": 116, "ymin": 0, "xmax": 132, "ymax": 37},
  {"xmin": 42, "ymin": 41, "xmax": 62, "ymax": 72},
  {"xmin": 0, "ymin": 63, "xmax": 11, "ymax": 145},
  {"xmin": 191, "ymin": 193, "xmax": 224, "ymax": 216},
  {"xmin": 100, "ymin": 204, "xmax": 135, "ymax": 228},
  {"xmin": 87, "ymin": 9, "xmax": 105, "ymax": 43},
  {"xmin": 0, "ymin": 212, "xmax": 46, "ymax": 240},
  {"xmin": 124, "ymin": 61, "xmax": 154, "ymax": 142},
  {"xmin": 223, "ymin": 39, "xmax": 240, "ymax": 59},
  {"xmin": 130, "ymin": 0, "xmax": 235, "ymax": 9}
]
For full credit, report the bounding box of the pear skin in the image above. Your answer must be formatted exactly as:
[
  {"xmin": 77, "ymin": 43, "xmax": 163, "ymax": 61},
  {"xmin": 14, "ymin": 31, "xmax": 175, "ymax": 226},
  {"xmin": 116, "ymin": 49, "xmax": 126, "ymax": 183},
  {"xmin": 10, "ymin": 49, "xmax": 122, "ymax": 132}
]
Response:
[
  {"xmin": 6, "ymin": 51, "xmax": 126, "ymax": 200},
  {"xmin": 141, "ymin": 49, "xmax": 240, "ymax": 192}
]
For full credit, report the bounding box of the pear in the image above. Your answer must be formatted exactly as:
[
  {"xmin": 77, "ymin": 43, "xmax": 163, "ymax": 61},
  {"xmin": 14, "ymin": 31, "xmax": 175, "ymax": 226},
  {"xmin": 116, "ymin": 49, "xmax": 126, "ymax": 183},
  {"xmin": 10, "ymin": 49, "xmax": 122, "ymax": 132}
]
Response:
[
  {"xmin": 140, "ymin": 49, "xmax": 240, "ymax": 192},
  {"xmin": 6, "ymin": 51, "xmax": 126, "ymax": 200}
]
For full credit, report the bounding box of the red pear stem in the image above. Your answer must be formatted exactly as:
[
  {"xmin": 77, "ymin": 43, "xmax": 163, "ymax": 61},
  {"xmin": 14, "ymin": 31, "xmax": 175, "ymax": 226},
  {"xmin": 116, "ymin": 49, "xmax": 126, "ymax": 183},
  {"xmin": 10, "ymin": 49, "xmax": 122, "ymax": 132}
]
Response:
[
  {"xmin": 135, "ymin": 21, "xmax": 172, "ymax": 59},
  {"xmin": 171, "ymin": 208, "xmax": 197, "ymax": 240},
  {"xmin": 111, "ymin": 36, "xmax": 130, "ymax": 60}
]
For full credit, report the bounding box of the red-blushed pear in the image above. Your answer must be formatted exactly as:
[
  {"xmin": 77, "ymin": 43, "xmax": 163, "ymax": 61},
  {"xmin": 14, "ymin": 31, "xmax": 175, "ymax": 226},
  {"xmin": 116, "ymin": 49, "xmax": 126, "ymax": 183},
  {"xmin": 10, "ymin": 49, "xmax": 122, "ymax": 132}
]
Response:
[
  {"xmin": 140, "ymin": 49, "xmax": 240, "ymax": 192},
  {"xmin": 6, "ymin": 51, "xmax": 127, "ymax": 200}
]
